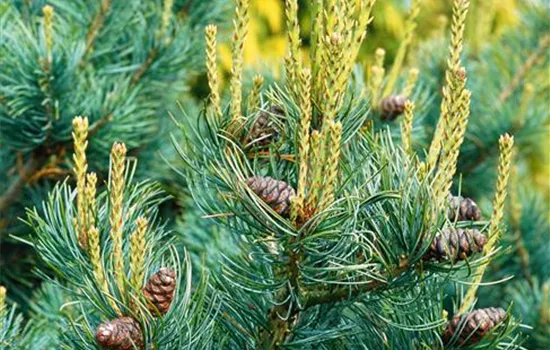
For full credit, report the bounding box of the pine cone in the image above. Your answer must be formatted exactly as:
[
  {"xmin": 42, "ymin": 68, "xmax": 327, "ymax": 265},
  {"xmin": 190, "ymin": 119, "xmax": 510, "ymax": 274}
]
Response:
[
  {"xmin": 443, "ymin": 307, "xmax": 507, "ymax": 346},
  {"xmin": 247, "ymin": 105, "xmax": 284, "ymax": 146},
  {"xmin": 380, "ymin": 95, "xmax": 407, "ymax": 121},
  {"xmin": 142, "ymin": 267, "xmax": 176, "ymax": 315},
  {"xmin": 426, "ymin": 228, "xmax": 486, "ymax": 262},
  {"xmin": 96, "ymin": 317, "xmax": 144, "ymax": 350},
  {"xmin": 448, "ymin": 194, "xmax": 481, "ymax": 221},
  {"xmin": 246, "ymin": 176, "xmax": 295, "ymax": 217}
]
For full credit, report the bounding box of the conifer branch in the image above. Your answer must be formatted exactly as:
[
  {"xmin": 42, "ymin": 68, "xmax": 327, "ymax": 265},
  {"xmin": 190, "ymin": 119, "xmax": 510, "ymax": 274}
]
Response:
[
  {"xmin": 336, "ymin": 0, "xmax": 376, "ymax": 109},
  {"xmin": 130, "ymin": 217, "xmax": 148, "ymax": 293},
  {"xmin": 401, "ymin": 100, "xmax": 415, "ymax": 155},
  {"xmin": 353, "ymin": 0, "xmax": 376, "ymax": 50},
  {"xmin": 402, "ymin": 67, "xmax": 419, "ymax": 97},
  {"xmin": 85, "ymin": 174, "xmax": 111, "ymax": 308},
  {"xmin": 285, "ymin": 0, "xmax": 301, "ymax": 88},
  {"xmin": 109, "ymin": 143, "xmax": 127, "ymax": 297},
  {"xmin": 433, "ymin": 69, "xmax": 470, "ymax": 210},
  {"xmin": 131, "ymin": 48, "xmax": 159, "ymax": 86},
  {"xmin": 318, "ymin": 121, "xmax": 342, "ymax": 211},
  {"xmin": 322, "ymin": 33, "xmax": 345, "ymax": 120},
  {"xmin": 304, "ymin": 264, "xmax": 410, "ymax": 309},
  {"xmin": 42, "ymin": 5, "xmax": 54, "ymax": 63},
  {"xmin": 247, "ymin": 75, "xmax": 264, "ymax": 114},
  {"xmin": 369, "ymin": 48, "xmax": 386, "ymax": 106},
  {"xmin": 447, "ymin": 0, "xmax": 470, "ymax": 71},
  {"xmin": 85, "ymin": 172, "xmax": 97, "ymax": 231},
  {"xmin": 426, "ymin": 0, "xmax": 469, "ymax": 171},
  {"xmin": 310, "ymin": 0, "xmax": 323, "ymax": 96},
  {"xmin": 72, "ymin": 117, "xmax": 89, "ymax": 250},
  {"xmin": 205, "ymin": 25, "xmax": 222, "ymax": 117},
  {"xmin": 296, "ymin": 69, "xmax": 312, "ymax": 208},
  {"xmin": 324, "ymin": 0, "xmax": 337, "ymax": 35},
  {"xmin": 82, "ymin": 0, "xmax": 111, "ymax": 62},
  {"xmin": 229, "ymin": 0, "xmax": 250, "ymax": 126},
  {"xmin": 498, "ymin": 33, "xmax": 550, "ymax": 103},
  {"xmin": 88, "ymin": 225, "xmax": 110, "ymax": 308},
  {"xmin": 459, "ymin": 134, "xmax": 514, "ymax": 313},
  {"xmin": 486, "ymin": 134, "xmax": 514, "ymax": 249},
  {"xmin": 304, "ymin": 130, "xmax": 325, "ymax": 216}
]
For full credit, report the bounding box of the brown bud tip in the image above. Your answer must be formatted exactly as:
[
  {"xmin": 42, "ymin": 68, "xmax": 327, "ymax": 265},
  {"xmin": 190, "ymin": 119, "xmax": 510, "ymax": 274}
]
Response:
[
  {"xmin": 456, "ymin": 67, "xmax": 467, "ymax": 81},
  {"xmin": 111, "ymin": 142, "xmax": 127, "ymax": 156}
]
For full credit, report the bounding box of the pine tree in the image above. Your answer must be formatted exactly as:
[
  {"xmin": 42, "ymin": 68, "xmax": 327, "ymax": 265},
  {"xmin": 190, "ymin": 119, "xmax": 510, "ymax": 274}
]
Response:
[
  {"xmin": 1, "ymin": 0, "xmax": 546, "ymax": 348},
  {"xmin": 172, "ymin": 0, "xmax": 523, "ymax": 347},
  {"xmin": 0, "ymin": 0, "xmax": 227, "ymax": 303}
]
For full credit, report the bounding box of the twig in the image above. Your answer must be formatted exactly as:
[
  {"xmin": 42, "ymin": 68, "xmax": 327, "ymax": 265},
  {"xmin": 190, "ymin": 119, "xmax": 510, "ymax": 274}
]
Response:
[
  {"xmin": 498, "ymin": 33, "xmax": 550, "ymax": 103},
  {"xmin": 27, "ymin": 167, "xmax": 70, "ymax": 184},
  {"xmin": 82, "ymin": 0, "xmax": 111, "ymax": 64},
  {"xmin": 303, "ymin": 264, "xmax": 410, "ymax": 309},
  {"xmin": 0, "ymin": 113, "xmax": 111, "ymax": 217},
  {"xmin": 0, "ymin": 152, "xmax": 46, "ymax": 213},
  {"xmin": 246, "ymin": 152, "xmax": 296, "ymax": 163},
  {"xmin": 131, "ymin": 48, "xmax": 159, "ymax": 86},
  {"xmin": 259, "ymin": 244, "xmax": 302, "ymax": 349}
]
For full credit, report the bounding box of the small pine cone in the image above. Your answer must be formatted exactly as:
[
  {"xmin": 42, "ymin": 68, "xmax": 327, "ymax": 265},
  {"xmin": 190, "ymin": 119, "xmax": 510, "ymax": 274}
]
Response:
[
  {"xmin": 426, "ymin": 228, "xmax": 487, "ymax": 262},
  {"xmin": 142, "ymin": 267, "xmax": 176, "ymax": 315},
  {"xmin": 246, "ymin": 176, "xmax": 295, "ymax": 217},
  {"xmin": 380, "ymin": 95, "xmax": 407, "ymax": 121},
  {"xmin": 96, "ymin": 317, "xmax": 144, "ymax": 350},
  {"xmin": 443, "ymin": 307, "xmax": 507, "ymax": 346},
  {"xmin": 448, "ymin": 194, "xmax": 481, "ymax": 221},
  {"xmin": 247, "ymin": 105, "xmax": 284, "ymax": 146}
]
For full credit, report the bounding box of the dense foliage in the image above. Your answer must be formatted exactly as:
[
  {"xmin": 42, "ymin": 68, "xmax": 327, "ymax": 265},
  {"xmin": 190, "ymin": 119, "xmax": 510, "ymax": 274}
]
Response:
[{"xmin": 0, "ymin": 0, "xmax": 548, "ymax": 349}]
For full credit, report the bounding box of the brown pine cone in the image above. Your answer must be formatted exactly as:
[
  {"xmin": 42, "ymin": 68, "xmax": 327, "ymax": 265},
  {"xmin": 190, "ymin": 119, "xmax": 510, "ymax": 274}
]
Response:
[
  {"xmin": 96, "ymin": 317, "xmax": 144, "ymax": 350},
  {"xmin": 142, "ymin": 267, "xmax": 176, "ymax": 315},
  {"xmin": 379, "ymin": 95, "xmax": 407, "ymax": 121},
  {"xmin": 247, "ymin": 105, "xmax": 284, "ymax": 146},
  {"xmin": 448, "ymin": 194, "xmax": 481, "ymax": 221},
  {"xmin": 443, "ymin": 307, "xmax": 507, "ymax": 346},
  {"xmin": 426, "ymin": 228, "xmax": 486, "ymax": 262},
  {"xmin": 246, "ymin": 176, "xmax": 295, "ymax": 217}
]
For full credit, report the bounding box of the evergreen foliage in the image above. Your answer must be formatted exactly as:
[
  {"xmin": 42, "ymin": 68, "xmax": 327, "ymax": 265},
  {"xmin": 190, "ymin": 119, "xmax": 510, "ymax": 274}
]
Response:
[
  {"xmin": 0, "ymin": 0, "xmax": 227, "ymax": 302},
  {"xmin": 0, "ymin": 0, "xmax": 547, "ymax": 349},
  {"xmin": 408, "ymin": 1, "xmax": 550, "ymax": 348},
  {"xmin": 171, "ymin": 0, "xmax": 524, "ymax": 347}
]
